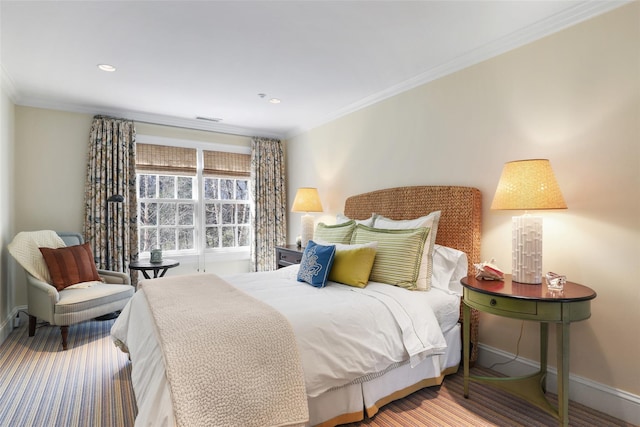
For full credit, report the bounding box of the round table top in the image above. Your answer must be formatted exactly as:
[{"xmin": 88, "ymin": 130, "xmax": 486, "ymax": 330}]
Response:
[
  {"xmin": 129, "ymin": 259, "xmax": 179, "ymax": 270},
  {"xmin": 461, "ymin": 275, "xmax": 596, "ymax": 302}
]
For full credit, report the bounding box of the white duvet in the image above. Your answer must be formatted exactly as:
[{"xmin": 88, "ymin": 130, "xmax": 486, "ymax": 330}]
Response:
[
  {"xmin": 112, "ymin": 264, "xmax": 459, "ymax": 424},
  {"xmin": 227, "ymin": 265, "xmax": 451, "ymax": 397}
]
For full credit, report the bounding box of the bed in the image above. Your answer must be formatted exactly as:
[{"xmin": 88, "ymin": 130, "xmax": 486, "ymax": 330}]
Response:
[{"xmin": 111, "ymin": 185, "xmax": 481, "ymax": 427}]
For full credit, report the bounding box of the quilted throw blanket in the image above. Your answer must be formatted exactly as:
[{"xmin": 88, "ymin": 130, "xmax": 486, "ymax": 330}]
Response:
[{"xmin": 139, "ymin": 274, "xmax": 309, "ymax": 427}]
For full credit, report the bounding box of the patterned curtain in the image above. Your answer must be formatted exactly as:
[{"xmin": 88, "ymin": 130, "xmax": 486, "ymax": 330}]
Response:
[
  {"xmin": 250, "ymin": 137, "xmax": 287, "ymax": 272},
  {"xmin": 83, "ymin": 116, "xmax": 138, "ymax": 274}
]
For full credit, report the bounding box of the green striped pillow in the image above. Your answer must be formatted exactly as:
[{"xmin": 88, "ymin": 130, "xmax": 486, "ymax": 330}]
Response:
[
  {"xmin": 351, "ymin": 224, "xmax": 430, "ymax": 290},
  {"xmin": 314, "ymin": 220, "xmax": 356, "ymax": 244}
]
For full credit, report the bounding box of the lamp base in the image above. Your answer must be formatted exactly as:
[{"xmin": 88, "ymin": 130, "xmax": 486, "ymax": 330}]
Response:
[
  {"xmin": 512, "ymin": 214, "xmax": 543, "ymax": 284},
  {"xmin": 300, "ymin": 214, "xmax": 315, "ymax": 249}
]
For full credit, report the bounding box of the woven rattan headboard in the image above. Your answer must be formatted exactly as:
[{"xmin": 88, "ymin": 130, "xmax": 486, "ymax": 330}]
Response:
[{"xmin": 344, "ymin": 186, "xmax": 482, "ymax": 274}]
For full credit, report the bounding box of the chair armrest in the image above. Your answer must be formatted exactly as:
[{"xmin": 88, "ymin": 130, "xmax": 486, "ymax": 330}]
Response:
[
  {"xmin": 98, "ymin": 269, "xmax": 131, "ymax": 285},
  {"xmin": 26, "ymin": 273, "xmax": 59, "ymax": 324}
]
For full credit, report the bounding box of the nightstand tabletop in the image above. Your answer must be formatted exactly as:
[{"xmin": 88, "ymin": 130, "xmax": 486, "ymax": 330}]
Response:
[{"xmin": 461, "ymin": 275, "xmax": 596, "ymax": 302}]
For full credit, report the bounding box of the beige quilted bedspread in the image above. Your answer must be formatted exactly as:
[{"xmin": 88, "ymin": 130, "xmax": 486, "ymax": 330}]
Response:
[{"xmin": 139, "ymin": 273, "xmax": 308, "ymax": 427}]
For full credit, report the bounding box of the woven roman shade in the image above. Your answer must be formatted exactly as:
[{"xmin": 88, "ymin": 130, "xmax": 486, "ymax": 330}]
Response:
[
  {"xmin": 136, "ymin": 144, "xmax": 197, "ymax": 175},
  {"xmin": 203, "ymin": 150, "xmax": 250, "ymax": 177},
  {"xmin": 136, "ymin": 144, "xmax": 250, "ymax": 177}
]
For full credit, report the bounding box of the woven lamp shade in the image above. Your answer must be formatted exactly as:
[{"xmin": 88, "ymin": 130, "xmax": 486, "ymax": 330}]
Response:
[
  {"xmin": 291, "ymin": 188, "xmax": 323, "ymax": 213},
  {"xmin": 491, "ymin": 159, "xmax": 567, "ymax": 210}
]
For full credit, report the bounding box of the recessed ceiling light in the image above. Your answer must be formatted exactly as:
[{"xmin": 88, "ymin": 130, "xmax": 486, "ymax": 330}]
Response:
[
  {"xmin": 97, "ymin": 64, "xmax": 116, "ymax": 72},
  {"xmin": 269, "ymin": 98, "xmax": 281, "ymax": 104}
]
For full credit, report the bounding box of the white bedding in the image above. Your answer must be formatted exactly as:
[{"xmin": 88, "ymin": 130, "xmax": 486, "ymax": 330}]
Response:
[{"xmin": 111, "ymin": 264, "xmax": 461, "ymax": 426}]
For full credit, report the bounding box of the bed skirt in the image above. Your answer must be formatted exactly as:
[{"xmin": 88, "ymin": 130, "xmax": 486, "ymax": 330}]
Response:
[{"xmin": 309, "ymin": 323, "xmax": 461, "ymax": 427}]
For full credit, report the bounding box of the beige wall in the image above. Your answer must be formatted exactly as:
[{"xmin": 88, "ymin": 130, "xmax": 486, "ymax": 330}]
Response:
[
  {"xmin": 136, "ymin": 122, "xmax": 251, "ymax": 149},
  {"xmin": 287, "ymin": 3, "xmax": 640, "ymax": 397},
  {"xmin": 14, "ymin": 107, "xmax": 93, "ymax": 232},
  {"xmin": 1, "ymin": 72, "xmax": 16, "ymax": 340}
]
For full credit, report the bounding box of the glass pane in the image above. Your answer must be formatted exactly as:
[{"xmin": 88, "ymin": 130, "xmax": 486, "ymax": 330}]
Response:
[
  {"xmin": 159, "ymin": 176, "xmax": 175, "ymax": 199},
  {"xmin": 236, "ymin": 180, "xmax": 249, "ymax": 200},
  {"xmin": 237, "ymin": 204, "xmax": 250, "ymax": 224},
  {"xmin": 206, "ymin": 227, "xmax": 219, "ymax": 248},
  {"xmin": 159, "ymin": 228, "xmax": 176, "ymax": 251},
  {"xmin": 221, "ymin": 226, "xmax": 235, "ymax": 247},
  {"xmin": 238, "ymin": 226, "xmax": 250, "ymax": 247},
  {"xmin": 138, "ymin": 175, "xmax": 156, "ymax": 198},
  {"xmin": 139, "ymin": 202, "xmax": 157, "ymax": 226},
  {"xmin": 220, "ymin": 179, "xmax": 233, "ymax": 199},
  {"xmin": 158, "ymin": 203, "xmax": 176, "ymax": 225},
  {"xmin": 139, "ymin": 228, "xmax": 157, "ymax": 252},
  {"xmin": 205, "ymin": 203, "xmax": 220, "ymax": 225},
  {"xmin": 178, "ymin": 228, "xmax": 194, "ymax": 250},
  {"xmin": 178, "ymin": 203, "xmax": 194, "ymax": 225},
  {"xmin": 204, "ymin": 178, "xmax": 218, "ymax": 200},
  {"xmin": 177, "ymin": 176, "xmax": 193, "ymax": 199},
  {"xmin": 221, "ymin": 204, "xmax": 234, "ymax": 224}
]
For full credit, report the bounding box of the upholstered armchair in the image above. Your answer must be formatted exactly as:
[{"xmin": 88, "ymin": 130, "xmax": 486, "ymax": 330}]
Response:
[{"xmin": 8, "ymin": 231, "xmax": 134, "ymax": 350}]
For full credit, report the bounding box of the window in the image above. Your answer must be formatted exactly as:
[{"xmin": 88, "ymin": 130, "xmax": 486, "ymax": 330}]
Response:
[
  {"xmin": 136, "ymin": 142, "xmax": 251, "ymax": 258},
  {"xmin": 203, "ymin": 177, "xmax": 251, "ymax": 248},
  {"xmin": 138, "ymin": 174, "xmax": 196, "ymax": 253}
]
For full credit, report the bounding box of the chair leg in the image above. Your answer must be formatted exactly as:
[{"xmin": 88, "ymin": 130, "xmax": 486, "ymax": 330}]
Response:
[
  {"xmin": 60, "ymin": 326, "xmax": 69, "ymax": 350},
  {"xmin": 28, "ymin": 315, "xmax": 36, "ymax": 337}
]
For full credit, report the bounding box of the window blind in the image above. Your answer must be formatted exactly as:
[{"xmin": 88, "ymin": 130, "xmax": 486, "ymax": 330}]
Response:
[
  {"xmin": 203, "ymin": 150, "xmax": 250, "ymax": 177},
  {"xmin": 136, "ymin": 144, "xmax": 197, "ymax": 175}
]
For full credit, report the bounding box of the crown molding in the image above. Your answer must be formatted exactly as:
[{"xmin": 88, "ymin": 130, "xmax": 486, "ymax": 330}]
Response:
[
  {"xmin": 284, "ymin": 0, "xmax": 629, "ymax": 139},
  {"xmin": 12, "ymin": 96, "xmax": 285, "ymax": 140},
  {"xmin": 1, "ymin": 65, "xmax": 18, "ymax": 103}
]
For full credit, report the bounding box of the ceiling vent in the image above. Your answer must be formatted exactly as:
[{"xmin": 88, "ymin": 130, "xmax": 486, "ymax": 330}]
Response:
[{"xmin": 196, "ymin": 116, "xmax": 222, "ymax": 122}]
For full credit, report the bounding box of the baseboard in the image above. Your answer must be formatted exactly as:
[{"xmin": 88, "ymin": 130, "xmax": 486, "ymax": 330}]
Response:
[
  {"xmin": 477, "ymin": 344, "xmax": 640, "ymax": 426},
  {"xmin": 0, "ymin": 305, "xmax": 26, "ymax": 345}
]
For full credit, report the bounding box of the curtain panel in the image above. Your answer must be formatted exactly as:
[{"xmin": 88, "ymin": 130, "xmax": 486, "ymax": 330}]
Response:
[
  {"xmin": 83, "ymin": 116, "xmax": 138, "ymax": 274},
  {"xmin": 250, "ymin": 137, "xmax": 287, "ymax": 272}
]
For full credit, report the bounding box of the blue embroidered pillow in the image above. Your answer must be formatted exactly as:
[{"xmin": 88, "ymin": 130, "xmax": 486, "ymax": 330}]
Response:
[{"xmin": 297, "ymin": 240, "xmax": 336, "ymax": 288}]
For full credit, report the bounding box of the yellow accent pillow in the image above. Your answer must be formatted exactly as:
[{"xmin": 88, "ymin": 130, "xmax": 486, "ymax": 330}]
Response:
[{"xmin": 328, "ymin": 242, "xmax": 378, "ymax": 288}]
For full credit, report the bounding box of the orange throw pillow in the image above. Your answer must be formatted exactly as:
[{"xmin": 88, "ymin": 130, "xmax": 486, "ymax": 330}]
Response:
[{"xmin": 39, "ymin": 243, "xmax": 101, "ymax": 291}]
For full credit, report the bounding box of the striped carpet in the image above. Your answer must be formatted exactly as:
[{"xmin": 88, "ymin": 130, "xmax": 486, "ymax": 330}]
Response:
[
  {"xmin": 0, "ymin": 313, "xmax": 136, "ymax": 426},
  {"xmin": 0, "ymin": 313, "xmax": 634, "ymax": 427}
]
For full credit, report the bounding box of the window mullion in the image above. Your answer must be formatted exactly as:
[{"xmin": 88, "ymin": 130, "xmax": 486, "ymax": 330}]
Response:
[{"xmin": 196, "ymin": 148, "xmax": 205, "ymax": 271}]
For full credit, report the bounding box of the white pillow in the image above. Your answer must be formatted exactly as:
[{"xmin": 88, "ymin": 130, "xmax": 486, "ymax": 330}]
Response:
[
  {"xmin": 373, "ymin": 211, "xmax": 441, "ymax": 291},
  {"xmin": 431, "ymin": 244, "xmax": 468, "ymax": 295},
  {"xmin": 336, "ymin": 213, "xmax": 377, "ymax": 227}
]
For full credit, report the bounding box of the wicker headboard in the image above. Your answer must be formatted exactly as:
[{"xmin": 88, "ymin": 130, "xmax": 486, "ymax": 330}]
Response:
[{"xmin": 344, "ymin": 186, "xmax": 482, "ymax": 274}]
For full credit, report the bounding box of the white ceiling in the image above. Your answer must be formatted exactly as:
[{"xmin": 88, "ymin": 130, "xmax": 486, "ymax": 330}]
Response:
[{"xmin": 0, "ymin": 1, "xmax": 626, "ymax": 139}]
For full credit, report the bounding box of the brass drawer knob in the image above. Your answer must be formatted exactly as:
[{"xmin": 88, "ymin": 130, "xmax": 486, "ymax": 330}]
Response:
[{"xmin": 490, "ymin": 298, "xmax": 497, "ymax": 306}]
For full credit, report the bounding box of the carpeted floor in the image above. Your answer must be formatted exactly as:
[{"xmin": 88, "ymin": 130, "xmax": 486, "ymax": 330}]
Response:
[
  {"xmin": 0, "ymin": 313, "xmax": 634, "ymax": 427},
  {"xmin": 0, "ymin": 313, "xmax": 136, "ymax": 426}
]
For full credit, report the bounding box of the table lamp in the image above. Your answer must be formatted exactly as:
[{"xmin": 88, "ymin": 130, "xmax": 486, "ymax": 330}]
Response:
[
  {"xmin": 291, "ymin": 187, "xmax": 323, "ymax": 249},
  {"xmin": 491, "ymin": 159, "xmax": 567, "ymax": 284}
]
